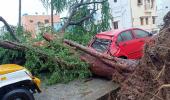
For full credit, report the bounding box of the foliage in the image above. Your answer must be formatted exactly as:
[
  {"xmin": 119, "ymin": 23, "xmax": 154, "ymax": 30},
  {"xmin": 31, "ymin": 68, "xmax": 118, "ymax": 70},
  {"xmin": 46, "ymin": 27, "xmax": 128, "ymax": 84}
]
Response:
[
  {"xmin": 41, "ymin": 0, "xmax": 71, "ymax": 13},
  {"xmin": 63, "ymin": 0, "xmax": 112, "ymax": 45},
  {"xmin": 64, "ymin": 26, "xmax": 94, "ymax": 45},
  {"xmin": 0, "ymin": 27, "xmax": 91, "ymax": 85},
  {"xmin": 25, "ymin": 41, "xmax": 91, "ymax": 85},
  {"xmin": 41, "ymin": 0, "xmax": 112, "ymax": 32},
  {"xmin": 0, "ymin": 0, "xmax": 112, "ymax": 85},
  {"xmin": 100, "ymin": 1, "xmax": 111, "ymax": 31}
]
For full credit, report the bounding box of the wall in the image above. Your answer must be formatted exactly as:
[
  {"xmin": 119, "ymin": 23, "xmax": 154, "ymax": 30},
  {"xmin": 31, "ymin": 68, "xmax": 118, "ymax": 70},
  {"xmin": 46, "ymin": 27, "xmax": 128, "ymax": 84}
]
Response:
[
  {"xmin": 130, "ymin": 0, "xmax": 157, "ymax": 32},
  {"xmin": 109, "ymin": 0, "xmax": 132, "ymax": 29},
  {"xmin": 22, "ymin": 15, "xmax": 60, "ymax": 35}
]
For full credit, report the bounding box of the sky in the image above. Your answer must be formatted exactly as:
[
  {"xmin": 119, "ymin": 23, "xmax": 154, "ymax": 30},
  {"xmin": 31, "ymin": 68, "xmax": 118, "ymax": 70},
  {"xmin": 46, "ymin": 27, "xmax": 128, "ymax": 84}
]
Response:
[
  {"xmin": 0, "ymin": 0, "xmax": 47, "ymax": 26},
  {"xmin": 0, "ymin": 0, "xmax": 165, "ymax": 27}
]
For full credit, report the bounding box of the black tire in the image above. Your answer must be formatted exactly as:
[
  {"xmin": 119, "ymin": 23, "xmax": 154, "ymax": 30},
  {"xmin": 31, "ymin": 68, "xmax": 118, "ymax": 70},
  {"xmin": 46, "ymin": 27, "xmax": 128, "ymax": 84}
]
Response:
[
  {"xmin": 119, "ymin": 56, "xmax": 127, "ymax": 59},
  {"xmin": 2, "ymin": 88, "xmax": 35, "ymax": 100}
]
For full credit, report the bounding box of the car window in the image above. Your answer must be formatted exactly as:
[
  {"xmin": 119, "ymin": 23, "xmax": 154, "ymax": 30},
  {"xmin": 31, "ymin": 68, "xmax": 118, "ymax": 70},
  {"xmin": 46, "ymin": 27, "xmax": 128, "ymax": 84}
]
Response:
[
  {"xmin": 91, "ymin": 38, "xmax": 111, "ymax": 53},
  {"xmin": 117, "ymin": 35, "xmax": 123, "ymax": 43},
  {"xmin": 120, "ymin": 31, "xmax": 133, "ymax": 42},
  {"xmin": 134, "ymin": 29, "xmax": 149, "ymax": 38}
]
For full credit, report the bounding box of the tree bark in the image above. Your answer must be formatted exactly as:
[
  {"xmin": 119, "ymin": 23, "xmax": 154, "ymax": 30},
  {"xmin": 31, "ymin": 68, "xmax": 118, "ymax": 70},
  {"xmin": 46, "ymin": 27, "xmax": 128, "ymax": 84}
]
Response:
[{"xmin": 64, "ymin": 39, "xmax": 138, "ymax": 72}]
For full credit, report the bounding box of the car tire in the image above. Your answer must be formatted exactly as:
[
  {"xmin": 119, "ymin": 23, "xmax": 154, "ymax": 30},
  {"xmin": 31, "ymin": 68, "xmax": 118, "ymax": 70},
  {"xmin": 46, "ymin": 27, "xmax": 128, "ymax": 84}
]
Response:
[
  {"xmin": 119, "ymin": 56, "xmax": 127, "ymax": 59},
  {"xmin": 2, "ymin": 88, "xmax": 35, "ymax": 100}
]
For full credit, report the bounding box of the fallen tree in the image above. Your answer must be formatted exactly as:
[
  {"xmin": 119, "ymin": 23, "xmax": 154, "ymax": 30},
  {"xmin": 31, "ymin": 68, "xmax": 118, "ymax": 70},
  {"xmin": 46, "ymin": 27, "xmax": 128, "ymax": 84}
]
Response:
[
  {"xmin": 0, "ymin": 11, "xmax": 170, "ymax": 99},
  {"xmin": 65, "ymin": 12, "xmax": 170, "ymax": 99},
  {"xmin": 0, "ymin": 16, "xmax": 91, "ymax": 85},
  {"xmin": 64, "ymin": 39, "xmax": 138, "ymax": 82}
]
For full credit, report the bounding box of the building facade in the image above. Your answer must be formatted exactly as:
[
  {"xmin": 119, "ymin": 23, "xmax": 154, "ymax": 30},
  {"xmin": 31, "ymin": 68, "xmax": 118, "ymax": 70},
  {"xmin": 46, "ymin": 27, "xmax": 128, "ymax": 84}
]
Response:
[
  {"xmin": 109, "ymin": 0, "xmax": 157, "ymax": 32},
  {"xmin": 109, "ymin": 0, "xmax": 132, "ymax": 29},
  {"xmin": 22, "ymin": 15, "xmax": 60, "ymax": 37}
]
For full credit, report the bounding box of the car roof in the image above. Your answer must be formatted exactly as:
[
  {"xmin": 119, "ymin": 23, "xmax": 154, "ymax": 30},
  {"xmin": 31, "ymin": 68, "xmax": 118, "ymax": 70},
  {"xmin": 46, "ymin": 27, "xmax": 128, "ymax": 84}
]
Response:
[
  {"xmin": 96, "ymin": 28, "xmax": 145, "ymax": 37},
  {"xmin": 97, "ymin": 29, "xmax": 122, "ymax": 36}
]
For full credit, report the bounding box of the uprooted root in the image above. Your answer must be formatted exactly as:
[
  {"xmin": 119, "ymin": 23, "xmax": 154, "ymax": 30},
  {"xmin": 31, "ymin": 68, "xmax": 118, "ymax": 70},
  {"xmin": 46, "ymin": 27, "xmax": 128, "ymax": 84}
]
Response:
[{"xmin": 115, "ymin": 11, "xmax": 170, "ymax": 100}]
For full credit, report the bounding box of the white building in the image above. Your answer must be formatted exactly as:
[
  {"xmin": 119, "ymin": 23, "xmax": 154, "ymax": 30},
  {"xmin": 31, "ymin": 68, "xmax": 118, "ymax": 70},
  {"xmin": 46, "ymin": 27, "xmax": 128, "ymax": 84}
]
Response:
[
  {"xmin": 109, "ymin": 0, "xmax": 157, "ymax": 32},
  {"xmin": 156, "ymin": 0, "xmax": 170, "ymax": 28}
]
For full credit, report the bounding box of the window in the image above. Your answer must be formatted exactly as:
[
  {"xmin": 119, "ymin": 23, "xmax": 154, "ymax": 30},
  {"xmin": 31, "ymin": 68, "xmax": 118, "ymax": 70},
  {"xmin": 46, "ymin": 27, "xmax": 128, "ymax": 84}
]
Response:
[
  {"xmin": 114, "ymin": 0, "xmax": 117, "ymax": 3},
  {"xmin": 113, "ymin": 21, "xmax": 119, "ymax": 29},
  {"xmin": 151, "ymin": 0, "xmax": 154, "ymax": 8},
  {"xmin": 152, "ymin": 16, "xmax": 155, "ymax": 24},
  {"xmin": 29, "ymin": 20, "xmax": 34, "ymax": 23},
  {"xmin": 37, "ymin": 21, "xmax": 43, "ymax": 27},
  {"xmin": 138, "ymin": 0, "xmax": 143, "ymax": 5},
  {"xmin": 37, "ymin": 21, "xmax": 41, "ymax": 25},
  {"xmin": 117, "ymin": 35, "xmax": 123, "ymax": 43},
  {"xmin": 147, "ymin": 0, "xmax": 150, "ymax": 3},
  {"xmin": 91, "ymin": 38, "xmax": 111, "ymax": 53},
  {"xmin": 120, "ymin": 31, "xmax": 133, "ymax": 41},
  {"xmin": 134, "ymin": 29, "xmax": 149, "ymax": 38},
  {"xmin": 44, "ymin": 19, "xmax": 49, "ymax": 24},
  {"xmin": 145, "ymin": 17, "xmax": 149, "ymax": 25},
  {"xmin": 140, "ymin": 17, "xmax": 144, "ymax": 25}
]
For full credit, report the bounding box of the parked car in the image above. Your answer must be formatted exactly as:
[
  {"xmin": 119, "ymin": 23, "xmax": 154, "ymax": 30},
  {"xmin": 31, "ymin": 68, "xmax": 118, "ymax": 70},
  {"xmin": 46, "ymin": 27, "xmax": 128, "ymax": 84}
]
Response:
[{"xmin": 88, "ymin": 28, "xmax": 153, "ymax": 59}]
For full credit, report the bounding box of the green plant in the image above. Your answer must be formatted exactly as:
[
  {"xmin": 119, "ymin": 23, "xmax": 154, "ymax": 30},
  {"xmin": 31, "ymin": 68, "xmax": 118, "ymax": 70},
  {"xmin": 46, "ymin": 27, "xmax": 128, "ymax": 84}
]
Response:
[
  {"xmin": 0, "ymin": 27, "xmax": 91, "ymax": 85},
  {"xmin": 64, "ymin": 31, "xmax": 94, "ymax": 45},
  {"xmin": 24, "ymin": 41, "xmax": 91, "ymax": 85}
]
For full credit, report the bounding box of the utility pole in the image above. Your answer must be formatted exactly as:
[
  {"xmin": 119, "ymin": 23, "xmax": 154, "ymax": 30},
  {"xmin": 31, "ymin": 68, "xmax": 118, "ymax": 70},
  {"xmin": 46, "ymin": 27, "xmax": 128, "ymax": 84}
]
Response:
[
  {"xmin": 18, "ymin": 0, "xmax": 22, "ymax": 27},
  {"xmin": 51, "ymin": 0, "xmax": 54, "ymax": 32}
]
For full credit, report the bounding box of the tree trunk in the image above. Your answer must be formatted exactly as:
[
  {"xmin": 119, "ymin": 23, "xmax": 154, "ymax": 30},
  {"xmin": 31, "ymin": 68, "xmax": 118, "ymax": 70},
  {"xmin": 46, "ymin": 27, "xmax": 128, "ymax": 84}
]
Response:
[
  {"xmin": 64, "ymin": 39, "xmax": 138, "ymax": 72},
  {"xmin": 18, "ymin": 0, "xmax": 21, "ymax": 27},
  {"xmin": 51, "ymin": 0, "xmax": 54, "ymax": 32}
]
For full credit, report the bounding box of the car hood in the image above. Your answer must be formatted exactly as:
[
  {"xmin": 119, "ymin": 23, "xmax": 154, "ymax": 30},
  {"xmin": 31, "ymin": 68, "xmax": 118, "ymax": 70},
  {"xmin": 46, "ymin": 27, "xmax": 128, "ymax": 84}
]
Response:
[{"xmin": 0, "ymin": 64, "xmax": 24, "ymax": 75}]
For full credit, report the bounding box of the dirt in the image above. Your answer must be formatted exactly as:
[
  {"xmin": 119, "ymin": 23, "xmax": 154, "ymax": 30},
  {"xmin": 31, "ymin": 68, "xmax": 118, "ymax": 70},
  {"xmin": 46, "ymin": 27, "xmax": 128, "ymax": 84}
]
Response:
[
  {"xmin": 34, "ymin": 78, "xmax": 119, "ymax": 100},
  {"xmin": 115, "ymin": 11, "xmax": 170, "ymax": 100}
]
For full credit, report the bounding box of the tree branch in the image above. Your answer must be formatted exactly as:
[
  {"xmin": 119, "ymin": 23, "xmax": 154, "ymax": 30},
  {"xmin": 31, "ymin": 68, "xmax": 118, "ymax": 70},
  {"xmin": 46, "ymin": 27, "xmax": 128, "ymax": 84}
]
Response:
[
  {"xmin": 0, "ymin": 40, "xmax": 76, "ymax": 68},
  {"xmin": 79, "ymin": 0, "xmax": 106, "ymax": 6},
  {"xmin": 74, "ymin": 0, "xmax": 106, "ymax": 8},
  {"xmin": 0, "ymin": 16, "xmax": 20, "ymax": 42},
  {"xmin": 80, "ymin": 0, "xmax": 84, "ymax": 4},
  {"xmin": 61, "ymin": 0, "xmax": 106, "ymax": 32},
  {"xmin": 69, "ymin": 9, "xmax": 97, "ymax": 25}
]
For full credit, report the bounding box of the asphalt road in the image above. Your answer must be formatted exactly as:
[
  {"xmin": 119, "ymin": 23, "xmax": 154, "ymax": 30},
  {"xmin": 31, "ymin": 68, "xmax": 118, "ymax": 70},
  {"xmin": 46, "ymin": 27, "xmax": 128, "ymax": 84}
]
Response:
[{"xmin": 34, "ymin": 78, "xmax": 119, "ymax": 100}]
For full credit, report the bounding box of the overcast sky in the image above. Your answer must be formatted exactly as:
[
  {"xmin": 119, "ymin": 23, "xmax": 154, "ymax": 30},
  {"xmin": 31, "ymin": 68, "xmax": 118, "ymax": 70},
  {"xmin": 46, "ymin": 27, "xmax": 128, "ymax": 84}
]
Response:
[
  {"xmin": 0, "ymin": 0, "xmax": 47, "ymax": 26},
  {"xmin": 0, "ymin": 0, "xmax": 163, "ymax": 27}
]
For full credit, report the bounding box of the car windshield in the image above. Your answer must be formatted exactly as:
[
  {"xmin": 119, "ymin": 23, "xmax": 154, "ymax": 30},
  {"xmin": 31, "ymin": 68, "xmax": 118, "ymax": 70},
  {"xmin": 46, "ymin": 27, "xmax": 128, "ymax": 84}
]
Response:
[{"xmin": 91, "ymin": 38, "xmax": 111, "ymax": 53}]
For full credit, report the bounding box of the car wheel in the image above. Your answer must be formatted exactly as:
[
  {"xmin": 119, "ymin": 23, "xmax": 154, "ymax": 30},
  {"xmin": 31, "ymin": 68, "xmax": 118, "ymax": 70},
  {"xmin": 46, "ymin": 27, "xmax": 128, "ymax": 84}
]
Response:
[
  {"xmin": 119, "ymin": 56, "xmax": 127, "ymax": 59},
  {"xmin": 2, "ymin": 88, "xmax": 35, "ymax": 100}
]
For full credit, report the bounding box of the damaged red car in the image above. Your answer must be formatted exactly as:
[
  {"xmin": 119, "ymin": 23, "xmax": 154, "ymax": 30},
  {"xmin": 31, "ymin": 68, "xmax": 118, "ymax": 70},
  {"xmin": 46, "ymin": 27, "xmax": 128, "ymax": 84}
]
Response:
[{"xmin": 88, "ymin": 28, "xmax": 153, "ymax": 59}]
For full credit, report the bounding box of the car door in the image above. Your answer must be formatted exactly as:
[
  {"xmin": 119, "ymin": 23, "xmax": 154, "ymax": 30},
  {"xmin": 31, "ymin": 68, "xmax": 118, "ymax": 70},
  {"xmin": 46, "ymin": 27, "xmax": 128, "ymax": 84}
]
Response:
[
  {"xmin": 132, "ymin": 29, "xmax": 150, "ymax": 58},
  {"xmin": 117, "ymin": 30, "xmax": 138, "ymax": 59}
]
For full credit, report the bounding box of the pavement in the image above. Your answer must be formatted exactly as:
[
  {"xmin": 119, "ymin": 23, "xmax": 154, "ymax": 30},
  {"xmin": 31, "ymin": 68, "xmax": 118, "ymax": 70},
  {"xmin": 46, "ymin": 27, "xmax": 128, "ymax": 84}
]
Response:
[{"xmin": 34, "ymin": 78, "xmax": 119, "ymax": 100}]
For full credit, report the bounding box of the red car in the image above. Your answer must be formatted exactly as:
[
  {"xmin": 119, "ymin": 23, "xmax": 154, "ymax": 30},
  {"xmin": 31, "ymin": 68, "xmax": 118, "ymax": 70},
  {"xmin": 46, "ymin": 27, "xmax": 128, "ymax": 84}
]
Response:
[{"xmin": 88, "ymin": 28, "xmax": 153, "ymax": 59}]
